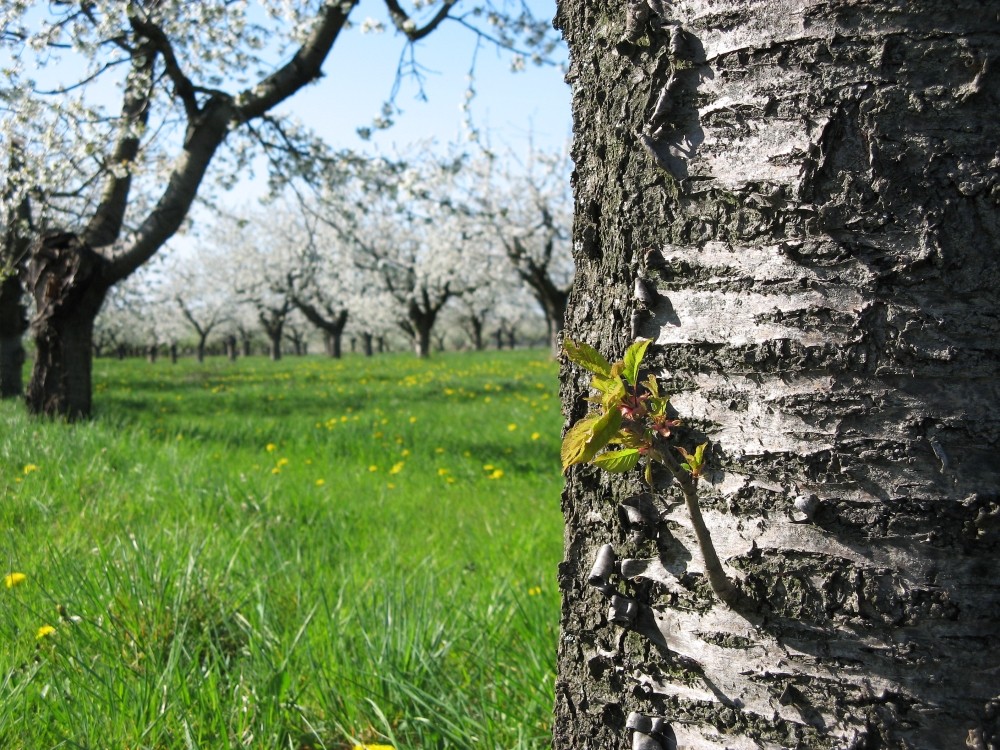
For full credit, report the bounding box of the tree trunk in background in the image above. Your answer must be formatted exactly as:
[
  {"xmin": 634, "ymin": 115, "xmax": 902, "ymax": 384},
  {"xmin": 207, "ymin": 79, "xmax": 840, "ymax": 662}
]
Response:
[
  {"xmin": 554, "ymin": 2, "xmax": 1000, "ymax": 748},
  {"xmin": 0, "ymin": 271, "xmax": 27, "ymax": 399},
  {"xmin": 24, "ymin": 233, "xmax": 110, "ymax": 420},
  {"xmin": 268, "ymin": 332, "xmax": 282, "ymax": 361},
  {"xmin": 1, "ymin": 165, "xmax": 31, "ymax": 400}
]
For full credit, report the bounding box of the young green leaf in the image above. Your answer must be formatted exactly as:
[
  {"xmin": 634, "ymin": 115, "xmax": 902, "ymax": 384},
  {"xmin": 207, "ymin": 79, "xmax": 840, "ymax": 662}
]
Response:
[
  {"xmin": 676, "ymin": 442, "xmax": 708, "ymax": 478},
  {"xmin": 561, "ymin": 408, "xmax": 624, "ymax": 472},
  {"xmin": 622, "ymin": 338, "xmax": 651, "ymax": 387},
  {"xmin": 592, "ymin": 448, "xmax": 641, "ymax": 473},
  {"xmin": 564, "ymin": 339, "xmax": 613, "ymax": 378},
  {"xmin": 643, "ymin": 373, "xmax": 660, "ymax": 398}
]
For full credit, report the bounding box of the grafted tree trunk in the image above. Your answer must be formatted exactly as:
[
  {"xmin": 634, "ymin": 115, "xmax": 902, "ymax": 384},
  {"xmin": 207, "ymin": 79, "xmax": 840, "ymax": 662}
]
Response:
[
  {"xmin": 24, "ymin": 233, "xmax": 110, "ymax": 419},
  {"xmin": 554, "ymin": 1, "xmax": 1000, "ymax": 749}
]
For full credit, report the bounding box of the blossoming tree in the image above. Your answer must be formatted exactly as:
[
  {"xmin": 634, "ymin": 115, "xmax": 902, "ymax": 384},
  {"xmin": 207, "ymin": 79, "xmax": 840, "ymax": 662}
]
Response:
[{"xmin": 0, "ymin": 0, "xmax": 557, "ymax": 418}]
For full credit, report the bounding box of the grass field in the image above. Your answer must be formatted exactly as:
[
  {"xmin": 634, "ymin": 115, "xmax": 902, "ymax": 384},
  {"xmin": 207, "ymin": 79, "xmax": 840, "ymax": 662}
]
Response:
[{"xmin": 0, "ymin": 350, "xmax": 564, "ymax": 749}]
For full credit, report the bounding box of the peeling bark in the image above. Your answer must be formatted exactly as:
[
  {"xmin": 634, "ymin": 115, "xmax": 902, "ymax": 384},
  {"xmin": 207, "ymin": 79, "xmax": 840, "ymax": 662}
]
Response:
[{"xmin": 555, "ymin": 1, "xmax": 1000, "ymax": 748}]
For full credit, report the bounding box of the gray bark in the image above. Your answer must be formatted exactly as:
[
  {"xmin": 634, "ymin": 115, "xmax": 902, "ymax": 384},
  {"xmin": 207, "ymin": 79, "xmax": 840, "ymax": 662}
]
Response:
[{"xmin": 554, "ymin": 1, "xmax": 1000, "ymax": 748}]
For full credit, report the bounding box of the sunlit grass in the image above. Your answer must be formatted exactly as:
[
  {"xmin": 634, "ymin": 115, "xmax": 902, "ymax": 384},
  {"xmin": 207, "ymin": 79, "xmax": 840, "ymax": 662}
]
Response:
[{"xmin": 0, "ymin": 350, "xmax": 563, "ymax": 749}]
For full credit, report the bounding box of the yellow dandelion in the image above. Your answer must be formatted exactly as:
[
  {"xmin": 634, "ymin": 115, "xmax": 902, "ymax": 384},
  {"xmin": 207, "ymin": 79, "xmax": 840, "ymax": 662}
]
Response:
[
  {"xmin": 531, "ymin": 432, "xmax": 541, "ymax": 441},
  {"xmin": 446, "ymin": 477, "xmax": 456, "ymax": 484},
  {"xmin": 266, "ymin": 443, "xmax": 277, "ymax": 453},
  {"xmin": 386, "ymin": 483, "xmax": 396, "ymax": 490},
  {"xmin": 434, "ymin": 447, "xmax": 445, "ymax": 454},
  {"xmin": 315, "ymin": 479, "xmax": 326, "ymax": 487},
  {"xmin": 482, "ymin": 464, "xmax": 494, "ymax": 471},
  {"xmin": 276, "ymin": 457, "xmax": 290, "ymax": 467},
  {"xmin": 369, "ymin": 465, "xmax": 379, "ymax": 473},
  {"xmin": 401, "ymin": 449, "xmax": 411, "ymax": 457},
  {"xmin": 4, "ymin": 572, "xmax": 26, "ymax": 589},
  {"xmin": 36, "ymin": 624, "xmax": 56, "ymax": 639},
  {"xmin": 353, "ymin": 745, "xmax": 395, "ymax": 750},
  {"xmin": 22, "ymin": 464, "xmax": 39, "ymax": 475},
  {"xmin": 508, "ymin": 423, "xmax": 518, "ymax": 431},
  {"xmin": 437, "ymin": 468, "xmax": 449, "ymax": 476},
  {"xmin": 528, "ymin": 586, "xmax": 542, "ymax": 596},
  {"xmin": 271, "ymin": 467, "xmax": 281, "ymax": 475},
  {"xmin": 389, "ymin": 462, "xmax": 405, "ymax": 475},
  {"xmin": 488, "ymin": 469, "xmax": 504, "ymax": 480}
]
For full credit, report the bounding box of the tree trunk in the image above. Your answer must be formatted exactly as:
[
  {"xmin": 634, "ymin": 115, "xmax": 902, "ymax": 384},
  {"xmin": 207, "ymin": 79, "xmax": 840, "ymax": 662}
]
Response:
[
  {"xmin": 544, "ymin": 294, "xmax": 566, "ymax": 353},
  {"xmin": 24, "ymin": 234, "xmax": 110, "ymax": 420},
  {"xmin": 413, "ymin": 325, "xmax": 431, "ymax": 358},
  {"xmin": 0, "ymin": 272, "xmax": 27, "ymax": 399},
  {"xmin": 554, "ymin": 2, "xmax": 1000, "ymax": 749},
  {"xmin": 268, "ymin": 331, "xmax": 282, "ymax": 361},
  {"xmin": 362, "ymin": 332, "xmax": 373, "ymax": 357},
  {"xmin": 473, "ymin": 320, "xmax": 484, "ymax": 351}
]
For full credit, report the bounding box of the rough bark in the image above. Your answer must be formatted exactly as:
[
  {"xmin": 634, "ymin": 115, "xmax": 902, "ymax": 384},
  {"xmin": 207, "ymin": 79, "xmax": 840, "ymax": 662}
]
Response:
[
  {"xmin": 554, "ymin": 1, "xmax": 1000, "ymax": 749},
  {"xmin": 24, "ymin": 233, "xmax": 110, "ymax": 419}
]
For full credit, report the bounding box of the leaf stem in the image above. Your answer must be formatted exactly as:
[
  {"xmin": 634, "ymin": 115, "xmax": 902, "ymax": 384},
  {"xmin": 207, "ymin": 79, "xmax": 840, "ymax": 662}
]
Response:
[{"xmin": 652, "ymin": 448, "xmax": 738, "ymax": 605}]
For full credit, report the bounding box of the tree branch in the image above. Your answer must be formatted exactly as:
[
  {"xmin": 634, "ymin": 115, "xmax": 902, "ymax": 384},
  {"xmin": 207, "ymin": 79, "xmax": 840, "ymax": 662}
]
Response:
[
  {"xmin": 236, "ymin": 1, "xmax": 356, "ymax": 120},
  {"xmin": 128, "ymin": 14, "xmax": 200, "ymax": 119},
  {"xmin": 383, "ymin": 0, "xmax": 455, "ymax": 41},
  {"xmin": 81, "ymin": 40, "xmax": 156, "ymax": 249}
]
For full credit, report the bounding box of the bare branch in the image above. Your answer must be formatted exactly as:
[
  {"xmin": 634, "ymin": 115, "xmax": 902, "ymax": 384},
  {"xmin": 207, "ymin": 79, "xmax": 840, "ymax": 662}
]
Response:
[{"xmin": 383, "ymin": 0, "xmax": 456, "ymax": 41}]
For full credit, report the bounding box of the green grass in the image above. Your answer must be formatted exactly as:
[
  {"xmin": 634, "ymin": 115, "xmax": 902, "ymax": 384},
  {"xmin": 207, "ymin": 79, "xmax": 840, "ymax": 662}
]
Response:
[{"xmin": 0, "ymin": 350, "xmax": 563, "ymax": 749}]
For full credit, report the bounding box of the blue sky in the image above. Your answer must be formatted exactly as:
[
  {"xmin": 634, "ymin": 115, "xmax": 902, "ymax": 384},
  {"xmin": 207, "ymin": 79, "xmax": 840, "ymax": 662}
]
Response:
[{"xmin": 275, "ymin": 0, "xmax": 572, "ymax": 158}]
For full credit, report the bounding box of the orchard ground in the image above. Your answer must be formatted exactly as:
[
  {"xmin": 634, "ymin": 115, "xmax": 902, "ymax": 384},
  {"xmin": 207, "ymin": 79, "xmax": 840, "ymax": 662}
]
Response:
[{"xmin": 0, "ymin": 349, "xmax": 562, "ymax": 749}]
